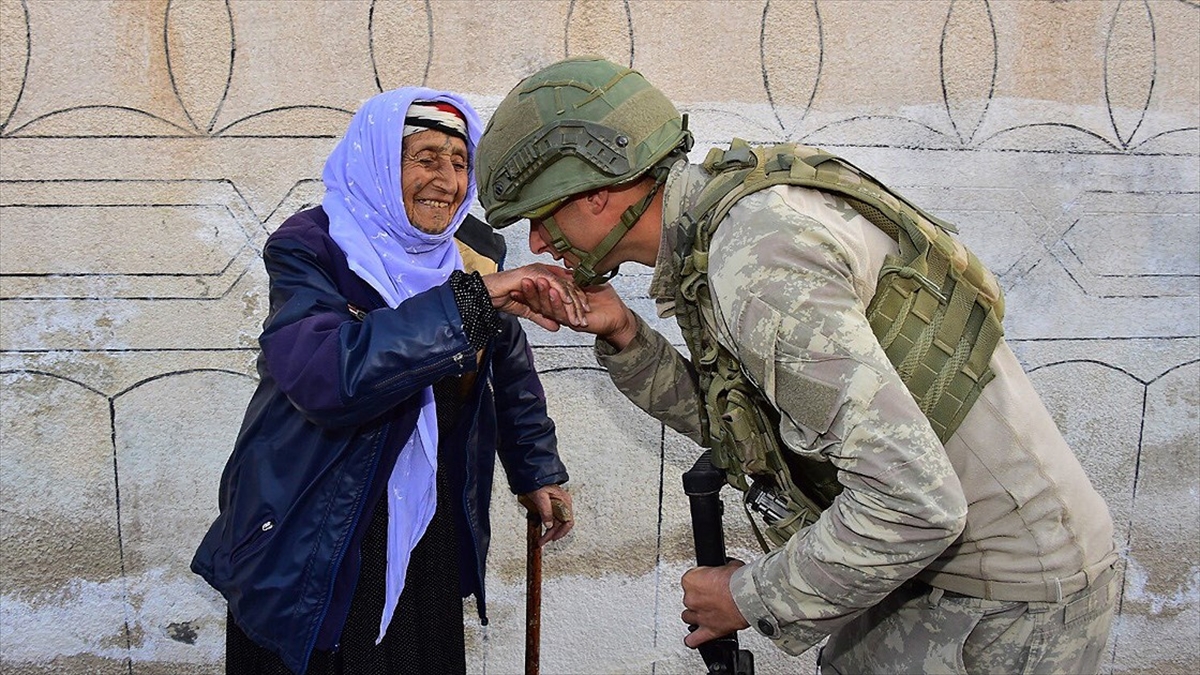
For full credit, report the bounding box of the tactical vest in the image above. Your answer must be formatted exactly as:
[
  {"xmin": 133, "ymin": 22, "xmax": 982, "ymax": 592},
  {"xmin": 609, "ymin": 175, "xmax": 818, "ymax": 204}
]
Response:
[{"xmin": 674, "ymin": 140, "xmax": 1005, "ymax": 548}]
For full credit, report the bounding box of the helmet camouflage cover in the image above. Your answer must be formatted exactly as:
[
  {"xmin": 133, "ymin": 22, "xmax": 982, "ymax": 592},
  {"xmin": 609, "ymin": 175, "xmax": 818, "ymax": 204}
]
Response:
[{"xmin": 476, "ymin": 55, "xmax": 692, "ymax": 230}]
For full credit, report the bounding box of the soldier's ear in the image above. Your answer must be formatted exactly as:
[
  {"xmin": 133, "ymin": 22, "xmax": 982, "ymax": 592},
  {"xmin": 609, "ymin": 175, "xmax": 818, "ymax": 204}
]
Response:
[{"xmin": 580, "ymin": 189, "xmax": 611, "ymax": 216}]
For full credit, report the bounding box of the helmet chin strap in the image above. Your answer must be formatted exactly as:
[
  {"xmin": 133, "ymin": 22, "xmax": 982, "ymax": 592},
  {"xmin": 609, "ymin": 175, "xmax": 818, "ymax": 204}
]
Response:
[{"xmin": 541, "ymin": 178, "xmax": 664, "ymax": 287}]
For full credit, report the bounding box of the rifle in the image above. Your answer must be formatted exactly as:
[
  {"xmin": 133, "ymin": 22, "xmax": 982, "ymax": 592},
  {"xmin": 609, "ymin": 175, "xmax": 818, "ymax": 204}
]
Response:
[{"xmin": 682, "ymin": 450, "xmax": 755, "ymax": 675}]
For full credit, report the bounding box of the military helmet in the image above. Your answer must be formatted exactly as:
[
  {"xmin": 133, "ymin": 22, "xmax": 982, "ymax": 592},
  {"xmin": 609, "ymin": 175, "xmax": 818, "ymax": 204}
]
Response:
[{"xmin": 477, "ymin": 56, "xmax": 692, "ymax": 230}]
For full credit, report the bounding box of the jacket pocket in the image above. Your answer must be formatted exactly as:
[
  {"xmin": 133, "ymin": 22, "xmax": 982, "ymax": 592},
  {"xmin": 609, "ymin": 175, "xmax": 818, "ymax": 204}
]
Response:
[{"xmin": 230, "ymin": 513, "xmax": 278, "ymax": 566}]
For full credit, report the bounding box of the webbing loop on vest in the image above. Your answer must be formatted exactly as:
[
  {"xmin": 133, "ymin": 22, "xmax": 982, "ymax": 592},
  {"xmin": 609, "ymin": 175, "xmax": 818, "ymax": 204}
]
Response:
[{"xmin": 675, "ymin": 139, "xmax": 1006, "ymax": 549}]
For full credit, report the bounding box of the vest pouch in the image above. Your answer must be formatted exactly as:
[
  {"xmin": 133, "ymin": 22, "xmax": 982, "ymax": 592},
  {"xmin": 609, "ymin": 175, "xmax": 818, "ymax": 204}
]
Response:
[
  {"xmin": 867, "ymin": 263, "xmax": 943, "ymax": 366},
  {"xmin": 867, "ymin": 250, "xmax": 1002, "ymax": 441},
  {"xmin": 719, "ymin": 387, "xmax": 775, "ymax": 477},
  {"xmin": 745, "ymin": 472, "xmax": 828, "ymax": 548},
  {"xmin": 723, "ymin": 383, "xmax": 840, "ymax": 549},
  {"xmin": 764, "ymin": 510, "xmax": 814, "ymax": 547},
  {"xmin": 764, "ymin": 514, "xmax": 803, "ymax": 548}
]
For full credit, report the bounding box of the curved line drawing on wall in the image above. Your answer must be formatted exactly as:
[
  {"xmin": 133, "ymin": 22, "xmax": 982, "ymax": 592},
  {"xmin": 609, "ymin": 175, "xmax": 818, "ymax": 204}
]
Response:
[
  {"xmin": 940, "ymin": 0, "xmax": 997, "ymax": 147},
  {"xmin": 1025, "ymin": 357, "xmax": 1148, "ymax": 525},
  {"xmin": 2, "ymin": 105, "xmax": 196, "ymax": 137},
  {"xmin": 0, "ymin": 0, "xmax": 31, "ymax": 134},
  {"xmin": 165, "ymin": 0, "xmax": 234, "ymax": 135},
  {"xmin": 1026, "ymin": 358, "xmax": 1148, "ymax": 383},
  {"xmin": 0, "ymin": 367, "xmax": 109, "ymax": 396},
  {"xmin": 111, "ymin": 368, "xmax": 257, "ymax": 407},
  {"xmin": 0, "ymin": 366, "xmax": 134, "ymax": 665},
  {"xmin": 1129, "ymin": 126, "xmax": 1200, "ymax": 153},
  {"xmin": 760, "ymin": 0, "xmax": 822, "ymax": 136},
  {"xmin": 110, "ymin": 369, "xmax": 259, "ymax": 576},
  {"xmin": 1105, "ymin": 0, "xmax": 1157, "ymax": 149},
  {"xmin": 683, "ymin": 106, "xmax": 785, "ymax": 145},
  {"xmin": 977, "ymin": 122, "xmax": 1122, "ymax": 153},
  {"xmin": 369, "ymin": 0, "xmax": 433, "ymax": 92},
  {"xmin": 1100, "ymin": 356, "xmax": 1197, "ymax": 672},
  {"xmin": 214, "ymin": 0, "xmax": 235, "ymax": 134},
  {"xmin": 211, "ymin": 104, "xmax": 353, "ymax": 137},
  {"xmin": 803, "ymin": 115, "xmax": 953, "ymax": 148},
  {"xmin": 565, "ymin": 0, "xmax": 634, "ymax": 67},
  {"xmin": 111, "ymin": 369, "xmax": 257, "ymax": 657},
  {"xmin": 262, "ymin": 179, "xmax": 326, "ymax": 235},
  {"xmin": 163, "ymin": 0, "xmax": 197, "ymax": 133}
]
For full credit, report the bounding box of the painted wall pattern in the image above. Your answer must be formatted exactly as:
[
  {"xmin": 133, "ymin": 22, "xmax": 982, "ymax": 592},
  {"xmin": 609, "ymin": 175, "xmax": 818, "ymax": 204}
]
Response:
[{"xmin": 0, "ymin": 1, "xmax": 1196, "ymax": 673}]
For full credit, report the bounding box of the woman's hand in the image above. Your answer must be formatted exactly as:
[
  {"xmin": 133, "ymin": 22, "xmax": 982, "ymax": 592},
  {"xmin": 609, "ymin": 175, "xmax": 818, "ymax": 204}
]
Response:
[{"xmin": 518, "ymin": 484, "xmax": 574, "ymax": 546}]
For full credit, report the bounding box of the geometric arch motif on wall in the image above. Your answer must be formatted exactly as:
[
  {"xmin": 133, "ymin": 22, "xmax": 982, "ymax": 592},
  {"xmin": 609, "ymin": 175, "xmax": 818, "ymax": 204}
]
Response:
[
  {"xmin": 0, "ymin": 179, "xmax": 264, "ymax": 301},
  {"xmin": 757, "ymin": 0, "xmax": 1199, "ymax": 154},
  {"xmin": 0, "ymin": 367, "xmax": 256, "ymax": 665},
  {"xmin": 1026, "ymin": 356, "xmax": 1200, "ymax": 669}
]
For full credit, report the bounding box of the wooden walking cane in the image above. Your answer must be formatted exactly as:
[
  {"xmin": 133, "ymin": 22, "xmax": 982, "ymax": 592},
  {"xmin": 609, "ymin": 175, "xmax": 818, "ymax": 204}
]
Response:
[{"xmin": 525, "ymin": 513, "xmax": 543, "ymax": 675}]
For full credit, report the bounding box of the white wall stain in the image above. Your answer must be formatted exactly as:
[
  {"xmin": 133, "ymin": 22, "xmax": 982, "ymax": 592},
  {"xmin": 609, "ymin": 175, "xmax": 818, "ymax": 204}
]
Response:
[
  {"xmin": 1121, "ymin": 555, "xmax": 1200, "ymax": 615},
  {"xmin": 0, "ymin": 568, "xmax": 224, "ymax": 665}
]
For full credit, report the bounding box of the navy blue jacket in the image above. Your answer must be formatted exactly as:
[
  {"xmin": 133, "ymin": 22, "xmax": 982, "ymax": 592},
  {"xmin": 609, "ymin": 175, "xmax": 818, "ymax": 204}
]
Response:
[{"xmin": 192, "ymin": 207, "xmax": 568, "ymax": 674}]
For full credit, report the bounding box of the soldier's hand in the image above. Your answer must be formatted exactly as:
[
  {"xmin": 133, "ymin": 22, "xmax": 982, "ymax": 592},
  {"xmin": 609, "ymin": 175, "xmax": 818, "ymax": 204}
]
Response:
[
  {"xmin": 484, "ymin": 264, "xmax": 590, "ymax": 331},
  {"xmin": 518, "ymin": 484, "xmax": 574, "ymax": 547},
  {"xmin": 515, "ymin": 280, "xmax": 637, "ymax": 348},
  {"xmin": 680, "ymin": 561, "xmax": 750, "ymax": 648}
]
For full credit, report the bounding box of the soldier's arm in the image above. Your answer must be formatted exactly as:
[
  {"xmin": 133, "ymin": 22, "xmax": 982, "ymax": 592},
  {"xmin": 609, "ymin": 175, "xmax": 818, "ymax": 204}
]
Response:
[
  {"xmin": 593, "ymin": 297, "xmax": 706, "ymax": 444},
  {"xmin": 708, "ymin": 188, "xmax": 968, "ymax": 654}
]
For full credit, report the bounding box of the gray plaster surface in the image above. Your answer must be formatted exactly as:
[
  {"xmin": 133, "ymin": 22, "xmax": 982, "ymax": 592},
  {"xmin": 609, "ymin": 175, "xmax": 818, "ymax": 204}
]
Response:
[{"xmin": 1, "ymin": 1, "xmax": 1197, "ymax": 673}]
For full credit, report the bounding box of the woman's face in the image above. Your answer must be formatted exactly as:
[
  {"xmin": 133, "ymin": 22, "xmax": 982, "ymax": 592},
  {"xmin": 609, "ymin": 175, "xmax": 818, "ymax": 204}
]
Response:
[{"xmin": 401, "ymin": 129, "xmax": 469, "ymax": 235}]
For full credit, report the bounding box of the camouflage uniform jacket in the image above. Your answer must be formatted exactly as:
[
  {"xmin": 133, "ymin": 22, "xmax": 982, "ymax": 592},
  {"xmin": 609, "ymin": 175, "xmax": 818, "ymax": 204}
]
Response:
[{"xmin": 594, "ymin": 160, "xmax": 1117, "ymax": 655}]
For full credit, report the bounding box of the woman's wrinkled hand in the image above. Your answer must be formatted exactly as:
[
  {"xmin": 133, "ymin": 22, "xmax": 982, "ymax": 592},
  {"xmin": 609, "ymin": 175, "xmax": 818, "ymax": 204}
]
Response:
[{"xmin": 518, "ymin": 484, "xmax": 574, "ymax": 546}]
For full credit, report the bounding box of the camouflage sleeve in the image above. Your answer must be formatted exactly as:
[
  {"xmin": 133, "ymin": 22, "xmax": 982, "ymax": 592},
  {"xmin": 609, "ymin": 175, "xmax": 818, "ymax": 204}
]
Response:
[
  {"xmin": 593, "ymin": 311, "xmax": 705, "ymax": 445},
  {"xmin": 708, "ymin": 187, "xmax": 969, "ymax": 654}
]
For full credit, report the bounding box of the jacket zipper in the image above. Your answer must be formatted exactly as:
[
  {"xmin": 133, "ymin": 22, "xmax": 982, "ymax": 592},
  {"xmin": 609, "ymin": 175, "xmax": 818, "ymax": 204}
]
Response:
[
  {"xmin": 300, "ymin": 423, "xmax": 386, "ymax": 670},
  {"xmin": 462, "ymin": 346, "xmax": 491, "ymax": 626},
  {"xmin": 373, "ymin": 346, "xmax": 471, "ymax": 393}
]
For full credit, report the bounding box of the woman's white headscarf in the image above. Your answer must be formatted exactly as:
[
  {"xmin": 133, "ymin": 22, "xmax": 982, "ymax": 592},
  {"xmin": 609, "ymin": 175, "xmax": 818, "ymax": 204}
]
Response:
[{"xmin": 321, "ymin": 87, "xmax": 483, "ymax": 642}]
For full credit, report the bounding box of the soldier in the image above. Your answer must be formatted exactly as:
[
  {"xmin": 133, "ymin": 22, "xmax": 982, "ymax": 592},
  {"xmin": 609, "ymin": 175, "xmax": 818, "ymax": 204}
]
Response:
[{"xmin": 475, "ymin": 56, "xmax": 1120, "ymax": 674}]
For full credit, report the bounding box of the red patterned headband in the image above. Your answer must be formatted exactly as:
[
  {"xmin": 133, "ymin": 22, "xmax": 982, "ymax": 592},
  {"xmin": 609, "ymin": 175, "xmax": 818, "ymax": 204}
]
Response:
[{"xmin": 404, "ymin": 101, "xmax": 468, "ymax": 140}]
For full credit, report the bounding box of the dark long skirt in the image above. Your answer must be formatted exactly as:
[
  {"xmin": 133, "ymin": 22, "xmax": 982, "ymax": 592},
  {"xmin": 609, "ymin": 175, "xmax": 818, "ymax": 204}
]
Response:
[{"xmin": 225, "ymin": 449, "xmax": 466, "ymax": 675}]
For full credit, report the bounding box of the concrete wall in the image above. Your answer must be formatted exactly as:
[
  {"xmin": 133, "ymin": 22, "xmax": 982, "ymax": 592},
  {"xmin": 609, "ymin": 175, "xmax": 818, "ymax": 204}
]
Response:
[{"xmin": 1, "ymin": 1, "xmax": 1196, "ymax": 673}]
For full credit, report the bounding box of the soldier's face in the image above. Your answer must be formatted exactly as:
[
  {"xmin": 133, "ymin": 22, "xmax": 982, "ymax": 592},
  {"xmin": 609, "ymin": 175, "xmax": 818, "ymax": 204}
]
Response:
[
  {"xmin": 528, "ymin": 212, "xmax": 573, "ymax": 263},
  {"xmin": 527, "ymin": 196, "xmax": 621, "ymax": 274},
  {"xmin": 528, "ymin": 205, "xmax": 597, "ymax": 278}
]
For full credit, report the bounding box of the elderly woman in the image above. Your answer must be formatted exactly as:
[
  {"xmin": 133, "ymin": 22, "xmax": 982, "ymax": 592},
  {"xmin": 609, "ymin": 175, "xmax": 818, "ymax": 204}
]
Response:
[{"xmin": 192, "ymin": 87, "xmax": 580, "ymax": 675}]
